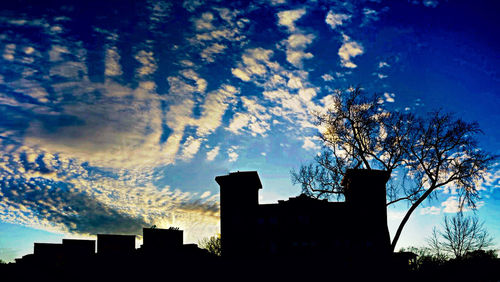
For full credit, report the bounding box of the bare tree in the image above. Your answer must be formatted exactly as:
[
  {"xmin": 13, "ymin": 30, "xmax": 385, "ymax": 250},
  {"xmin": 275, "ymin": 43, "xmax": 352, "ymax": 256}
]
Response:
[
  {"xmin": 198, "ymin": 234, "xmax": 221, "ymax": 256},
  {"xmin": 428, "ymin": 213, "xmax": 494, "ymax": 258},
  {"xmin": 292, "ymin": 87, "xmax": 496, "ymax": 252}
]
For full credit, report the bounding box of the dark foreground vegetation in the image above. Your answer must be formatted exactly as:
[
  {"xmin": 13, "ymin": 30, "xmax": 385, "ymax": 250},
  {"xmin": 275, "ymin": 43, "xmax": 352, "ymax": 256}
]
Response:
[
  {"xmin": 398, "ymin": 248, "xmax": 500, "ymax": 282},
  {"xmin": 1, "ymin": 249, "xmax": 499, "ymax": 282}
]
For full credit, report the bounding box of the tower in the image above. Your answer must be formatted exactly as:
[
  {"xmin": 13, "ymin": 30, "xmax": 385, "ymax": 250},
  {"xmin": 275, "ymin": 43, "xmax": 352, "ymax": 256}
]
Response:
[
  {"xmin": 342, "ymin": 169, "xmax": 391, "ymax": 255},
  {"xmin": 215, "ymin": 171, "xmax": 262, "ymax": 258}
]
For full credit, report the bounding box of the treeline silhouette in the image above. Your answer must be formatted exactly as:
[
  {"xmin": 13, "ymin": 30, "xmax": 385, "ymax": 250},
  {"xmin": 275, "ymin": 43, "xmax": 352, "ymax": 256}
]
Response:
[{"xmin": 2, "ymin": 227, "xmax": 498, "ymax": 282}]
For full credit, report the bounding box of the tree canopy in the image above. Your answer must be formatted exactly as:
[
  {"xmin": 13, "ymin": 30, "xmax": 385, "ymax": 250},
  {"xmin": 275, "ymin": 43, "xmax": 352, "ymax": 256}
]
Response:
[
  {"xmin": 198, "ymin": 234, "xmax": 221, "ymax": 256},
  {"xmin": 427, "ymin": 213, "xmax": 494, "ymax": 259},
  {"xmin": 292, "ymin": 87, "xmax": 496, "ymax": 251}
]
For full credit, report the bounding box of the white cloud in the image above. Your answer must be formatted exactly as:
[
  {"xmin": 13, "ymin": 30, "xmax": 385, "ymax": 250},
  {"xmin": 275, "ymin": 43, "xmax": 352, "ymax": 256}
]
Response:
[
  {"xmin": 269, "ymin": 0, "xmax": 287, "ymax": 5},
  {"xmin": 441, "ymin": 196, "xmax": 464, "ymax": 213},
  {"xmin": 232, "ymin": 68, "xmax": 251, "ymax": 81},
  {"xmin": 298, "ymin": 87, "xmax": 316, "ymax": 102},
  {"xmin": 195, "ymin": 84, "xmax": 237, "ymax": 136},
  {"xmin": 387, "ymin": 209, "xmax": 406, "ymax": 220},
  {"xmin": 325, "ymin": 11, "xmax": 351, "ymax": 29},
  {"xmin": 338, "ymin": 35, "xmax": 364, "ymax": 68},
  {"xmin": 49, "ymin": 45, "xmax": 70, "ymax": 62},
  {"xmin": 0, "ymin": 144, "xmax": 220, "ymax": 240},
  {"xmin": 287, "ymin": 33, "xmax": 314, "ymax": 49},
  {"xmin": 423, "ymin": 0, "xmax": 438, "ymax": 8},
  {"xmin": 206, "ymin": 146, "xmax": 220, "ymax": 161},
  {"xmin": 302, "ymin": 136, "xmax": 320, "ymax": 151},
  {"xmin": 227, "ymin": 146, "xmax": 239, "ymax": 162},
  {"xmin": 22, "ymin": 80, "xmax": 173, "ymax": 170},
  {"xmin": 286, "ymin": 49, "xmax": 313, "ymax": 68},
  {"xmin": 279, "ymin": 20, "xmax": 315, "ymax": 68},
  {"xmin": 105, "ymin": 47, "xmax": 122, "ymax": 77},
  {"xmin": 286, "ymin": 75, "xmax": 302, "ymax": 89},
  {"xmin": 189, "ymin": 7, "xmax": 248, "ymax": 61},
  {"xmin": 200, "ymin": 43, "xmax": 227, "ymax": 62},
  {"xmin": 420, "ymin": 206, "xmax": 441, "ymax": 215},
  {"xmin": 23, "ymin": 46, "xmax": 35, "ymax": 55},
  {"xmin": 228, "ymin": 113, "xmax": 251, "ymax": 134},
  {"xmin": 135, "ymin": 50, "xmax": 157, "ymax": 77},
  {"xmin": 199, "ymin": 191, "xmax": 211, "ymax": 198},
  {"xmin": 180, "ymin": 136, "xmax": 204, "ymax": 161},
  {"xmin": 183, "ymin": 0, "xmax": 204, "ymax": 12},
  {"xmin": 277, "ymin": 8, "xmax": 306, "ymax": 31},
  {"xmin": 227, "ymin": 97, "xmax": 271, "ymax": 137},
  {"xmin": 231, "ymin": 48, "xmax": 277, "ymax": 81},
  {"xmin": 384, "ymin": 92, "xmax": 395, "ymax": 102},
  {"xmin": 194, "ymin": 12, "xmax": 214, "ymax": 31},
  {"xmin": 181, "ymin": 69, "xmax": 207, "ymax": 93},
  {"xmin": 362, "ymin": 8, "xmax": 379, "ymax": 25},
  {"xmin": 378, "ymin": 61, "xmax": 390, "ymax": 68},
  {"xmin": 321, "ymin": 74, "xmax": 334, "ymax": 81}
]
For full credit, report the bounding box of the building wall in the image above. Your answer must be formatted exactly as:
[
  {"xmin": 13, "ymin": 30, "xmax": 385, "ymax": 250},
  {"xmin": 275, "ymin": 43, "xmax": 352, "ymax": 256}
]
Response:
[
  {"xmin": 216, "ymin": 171, "xmax": 262, "ymax": 258},
  {"xmin": 216, "ymin": 169, "xmax": 391, "ymax": 259},
  {"xmin": 142, "ymin": 228, "xmax": 183, "ymax": 252},
  {"xmin": 97, "ymin": 234, "xmax": 135, "ymax": 255}
]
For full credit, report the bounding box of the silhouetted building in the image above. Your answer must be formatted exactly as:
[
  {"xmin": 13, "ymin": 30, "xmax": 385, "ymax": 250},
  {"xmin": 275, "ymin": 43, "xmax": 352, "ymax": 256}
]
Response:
[
  {"xmin": 142, "ymin": 227, "xmax": 183, "ymax": 253},
  {"xmin": 393, "ymin": 251, "xmax": 418, "ymax": 271},
  {"xmin": 34, "ymin": 243, "xmax": 64, "ymax": 261},
  {"xmin": 216, "ymin": 169, "xmax": 391, "ymax": 259},
  {"xmin": 62, "ymin": 239, "xmax": 95, "ymax": 257},
  {"xmin": 97, "ymin": 234, "xmax": 135, "ymax": 255}
]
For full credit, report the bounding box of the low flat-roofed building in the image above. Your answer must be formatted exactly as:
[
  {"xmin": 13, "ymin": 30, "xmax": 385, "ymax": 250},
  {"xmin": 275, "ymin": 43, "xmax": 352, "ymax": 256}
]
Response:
[
  {"xmin": 62, "ymin": 239, "xmax": 95, "ymax": 257},
  {"xmin": 34, "ymin": 243, "xmax": 64, "ymax": 257},
  {"xmin": 97, "ymin": 234, "xmax": 135, "ymax": 255},
  {"xmin": 142, "ymin": 227, "xmax": 183, "ymax": 252}
]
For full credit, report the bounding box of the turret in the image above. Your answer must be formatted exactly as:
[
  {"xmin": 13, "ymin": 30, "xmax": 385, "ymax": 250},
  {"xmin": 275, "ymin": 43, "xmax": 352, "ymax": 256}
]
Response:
[
  {"xmin": 341, "ymin": 169, "xmax": 391, "ymax": 254},
  {"xmin": 216, "ymin": 171, "xmax": 262, "ymax": 258}
]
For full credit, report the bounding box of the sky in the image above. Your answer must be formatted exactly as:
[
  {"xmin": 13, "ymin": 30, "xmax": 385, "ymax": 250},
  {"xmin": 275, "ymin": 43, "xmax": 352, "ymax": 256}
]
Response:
[{"xmin": 0, "ymin": 0, "xmax": 499, "ymax": 262}]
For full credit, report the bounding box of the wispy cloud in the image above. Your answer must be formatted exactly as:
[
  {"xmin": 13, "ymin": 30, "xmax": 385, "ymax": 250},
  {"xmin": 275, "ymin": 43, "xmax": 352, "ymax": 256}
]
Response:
[
  {"xmin": 180, "ymin": 136, "xmax": 204, "ymax": 161},
  {"xmin": 231, "ymin": 48, "xmax": 278, "ymax": 82},
  {"xmin": 227, "ymin": 146, "xmax": 239, "ymax": 162},
  {"xmin": 384, "ymin": 92, "xmax": 395, "ymax": 102},
  {"xmin": 420, "ymin": 206, "xmax": 441, "ymax": 215},
  {"xmin": 378, "ymin": 61, "xmax": 390, "ymax": 68},
  {"xmin": 189, "ymin": 7, "xmax": 248, "ymax": 63},
  {"xmin": 206, "ymin": 146, "xmax": 220, "ymax": 161},
  {"xmin": 441, "ymin": 196, "xmax": 483, "ymax": 213},
  {"xmin": 423, "ymin": 0, "xmax": 439, "ymax": 8},
  {"xmin": 302, "ymin": 136, "xmax": 320, "ymax": 151},
  {"xmin": 183, "ymin": 0, "xmax": 204, "ymax": 12},
  {"xmin": 0, "ymin": 145, "xmax": 219, "ymax": 239},
  {"xmin": 321, "ymin": 74, "xmax": 334, "ymax": 81}
]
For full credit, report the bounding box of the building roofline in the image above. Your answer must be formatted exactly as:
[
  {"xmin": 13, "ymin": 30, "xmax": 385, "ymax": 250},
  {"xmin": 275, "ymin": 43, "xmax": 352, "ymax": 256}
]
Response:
[{"xmin": 215, "ymin": 171, "xmax": 262, "ymax": 189}]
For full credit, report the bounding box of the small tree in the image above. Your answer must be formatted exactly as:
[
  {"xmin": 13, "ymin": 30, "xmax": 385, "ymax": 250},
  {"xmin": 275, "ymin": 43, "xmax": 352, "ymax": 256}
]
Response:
[
  {"xmin": 427, "ymin": 213, "xmax": 494, "ymax": 259},
  {"xmin": 398, "ymin": 246, "xmax": 447, "ymax": 270},
  {"xmin": 292, "ymin": 87, "xmax": 496, "ymax": 252},
  {"xmin": 198, "ymin": 234, "xmax": 221, "ymax": 256}
]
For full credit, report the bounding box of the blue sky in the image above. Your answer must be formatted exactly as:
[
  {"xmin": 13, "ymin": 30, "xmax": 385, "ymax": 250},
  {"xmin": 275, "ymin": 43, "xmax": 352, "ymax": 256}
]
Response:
[{"xmin": 0, "ymin": 0, "xmax": 499, "ymax": 262}]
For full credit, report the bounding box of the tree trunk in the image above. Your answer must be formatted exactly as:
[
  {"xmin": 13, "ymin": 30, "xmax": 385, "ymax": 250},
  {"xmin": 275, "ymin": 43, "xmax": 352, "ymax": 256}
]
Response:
[{"xmin": 390, "ymin": 187, "xmax": 435, "ymax": 252}]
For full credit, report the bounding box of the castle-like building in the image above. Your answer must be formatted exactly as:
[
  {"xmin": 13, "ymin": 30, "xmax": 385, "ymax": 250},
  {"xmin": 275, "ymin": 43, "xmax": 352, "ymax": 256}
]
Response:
[{"xmin": 216, "ymin": 169, "xmax": 391, "ymax": 259}]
